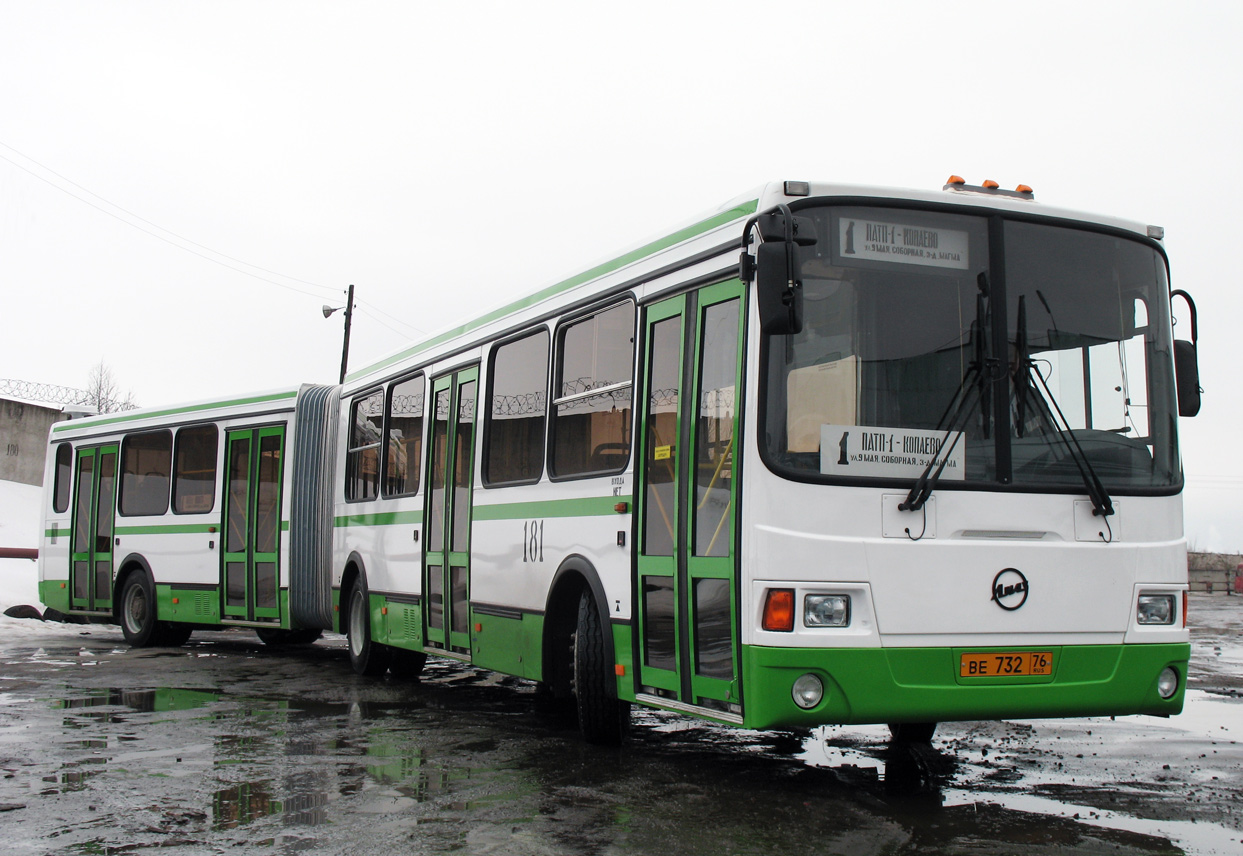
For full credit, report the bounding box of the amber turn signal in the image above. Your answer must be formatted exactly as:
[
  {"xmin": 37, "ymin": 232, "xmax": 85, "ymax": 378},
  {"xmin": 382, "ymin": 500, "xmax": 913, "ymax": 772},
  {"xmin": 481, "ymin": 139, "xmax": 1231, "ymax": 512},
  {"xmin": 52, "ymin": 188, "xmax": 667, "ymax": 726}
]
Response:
[{"xmin": 762, "ymin": 588, "xmax": 795, "ymax": 632}]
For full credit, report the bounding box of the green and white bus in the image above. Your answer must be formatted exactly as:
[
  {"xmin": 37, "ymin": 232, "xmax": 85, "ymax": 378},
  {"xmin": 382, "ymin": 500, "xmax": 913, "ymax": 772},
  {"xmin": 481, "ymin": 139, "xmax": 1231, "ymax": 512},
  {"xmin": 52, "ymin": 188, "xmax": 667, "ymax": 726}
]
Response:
[{"xmin": 39, "ymin": 178, "xmax": 1201, "ymax": 744}]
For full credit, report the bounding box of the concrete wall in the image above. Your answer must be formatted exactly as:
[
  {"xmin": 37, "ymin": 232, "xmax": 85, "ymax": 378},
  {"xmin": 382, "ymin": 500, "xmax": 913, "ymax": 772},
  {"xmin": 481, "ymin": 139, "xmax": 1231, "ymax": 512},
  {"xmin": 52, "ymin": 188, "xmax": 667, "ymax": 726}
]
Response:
[
  {"xmin": 1189, "ymin": 551, "xmax": 1243, "ymax": 595},
  {"xmin": 0, "ymin": 397, "xmax": 65, "ymax": 486}
]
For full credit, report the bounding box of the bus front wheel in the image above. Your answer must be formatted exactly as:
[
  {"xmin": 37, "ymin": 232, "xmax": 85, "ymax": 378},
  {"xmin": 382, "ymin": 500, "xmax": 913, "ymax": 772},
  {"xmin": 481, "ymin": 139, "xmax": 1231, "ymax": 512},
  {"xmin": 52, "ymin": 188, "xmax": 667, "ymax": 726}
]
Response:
[
  {"xmin": 347, "ymin": 579, "xmax": 390, "ymax": 676},
  {"xmin": 573, "ymin": 590, "xmax": 629, "ymax": 745}
]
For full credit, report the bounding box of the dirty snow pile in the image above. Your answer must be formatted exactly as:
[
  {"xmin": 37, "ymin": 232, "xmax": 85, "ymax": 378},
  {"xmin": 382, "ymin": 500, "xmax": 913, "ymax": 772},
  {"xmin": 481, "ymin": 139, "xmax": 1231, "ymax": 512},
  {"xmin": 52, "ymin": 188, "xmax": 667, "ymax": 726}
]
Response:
[{"xmin": 0, "ymin": 480, "xmax": 42, "ymax": 611}]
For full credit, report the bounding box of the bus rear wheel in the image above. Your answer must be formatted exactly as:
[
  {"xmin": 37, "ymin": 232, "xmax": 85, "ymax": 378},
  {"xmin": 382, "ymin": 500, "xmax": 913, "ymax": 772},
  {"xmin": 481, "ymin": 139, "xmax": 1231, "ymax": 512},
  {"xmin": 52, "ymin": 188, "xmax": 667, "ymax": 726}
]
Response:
[
  {"xmin": 347, "ymin": 579, "xmax": 390, "ymax": 676},
  {"xmin": 573, "ymin": 590, "xmax": 629, "ymax": 745}
]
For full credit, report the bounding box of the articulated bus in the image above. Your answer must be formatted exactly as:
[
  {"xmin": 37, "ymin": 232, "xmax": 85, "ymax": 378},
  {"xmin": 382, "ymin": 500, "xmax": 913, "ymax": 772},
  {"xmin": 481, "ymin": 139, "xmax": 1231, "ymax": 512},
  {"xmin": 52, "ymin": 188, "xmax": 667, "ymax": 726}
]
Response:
[{"xmin": 39, "ymin": 178, "xmax": 1203, "ymax": 745}]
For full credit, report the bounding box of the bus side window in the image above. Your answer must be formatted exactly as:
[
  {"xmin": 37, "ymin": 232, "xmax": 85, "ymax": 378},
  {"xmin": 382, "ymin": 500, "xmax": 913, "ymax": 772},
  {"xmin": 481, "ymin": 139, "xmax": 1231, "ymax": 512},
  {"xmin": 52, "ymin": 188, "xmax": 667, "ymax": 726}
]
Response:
[
  {"xmin": 485, "ymin": 328, "xmax": 549, "ymax": 486},
  {"xmin": 550, "ymin": 301, "xmax": 635, "ymax": 478},
  {"xmin": 119, "ymin": 430, "xmax": 172, "ymax": 516},
  {"xmin": 53, "ymin": 443, "xmax": 73, "ymax": 513},
  {"xmin": 346, "ymin": 390, "xmax": 384, "ymax": 501},
  {"xmin": 173, "ymin": 425, "xmax": 219, "ymax": 514},
  {"xmin": 384, "ymin": 374, "xmax": 425, "ymax": 497}
]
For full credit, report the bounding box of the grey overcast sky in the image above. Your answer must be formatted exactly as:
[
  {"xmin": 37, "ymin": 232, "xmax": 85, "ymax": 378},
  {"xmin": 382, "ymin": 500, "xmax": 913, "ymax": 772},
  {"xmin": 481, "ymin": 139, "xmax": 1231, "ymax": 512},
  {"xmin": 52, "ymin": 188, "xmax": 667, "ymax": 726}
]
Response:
[{"xmin": 2, "ymin": 1, "xmax": 1241, "ymax": 551}]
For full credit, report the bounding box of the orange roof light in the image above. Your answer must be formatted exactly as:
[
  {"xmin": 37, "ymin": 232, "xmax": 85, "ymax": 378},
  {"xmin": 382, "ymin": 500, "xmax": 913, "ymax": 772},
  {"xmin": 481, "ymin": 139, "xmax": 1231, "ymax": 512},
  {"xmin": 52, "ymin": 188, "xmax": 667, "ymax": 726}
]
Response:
[
  {"xmin": 946, "ymin": 175, "xmax": 966, "ymax": 186},
  {"xmin": 1016, "ymin": 184, "xmax": 1034, "ymax": 194},
  {"xmin": 982, "ymin": 179, "xmax": 1000, "ymax": 189}
]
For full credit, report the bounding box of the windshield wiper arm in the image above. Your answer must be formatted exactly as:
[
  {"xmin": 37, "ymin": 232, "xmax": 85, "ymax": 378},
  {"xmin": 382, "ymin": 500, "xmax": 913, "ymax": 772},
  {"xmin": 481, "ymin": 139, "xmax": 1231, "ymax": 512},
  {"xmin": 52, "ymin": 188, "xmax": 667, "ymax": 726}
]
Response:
[{"xmin": 1014, "ymin": 295, "xmax": 1114, "ymax": 519}]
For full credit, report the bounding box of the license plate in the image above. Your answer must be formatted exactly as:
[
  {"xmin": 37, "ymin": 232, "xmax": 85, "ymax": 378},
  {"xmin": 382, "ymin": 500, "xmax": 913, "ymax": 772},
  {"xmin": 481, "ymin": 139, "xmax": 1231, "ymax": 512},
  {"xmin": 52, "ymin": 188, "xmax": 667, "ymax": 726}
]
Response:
[{"xmin": 960, "ymin": 651, "xmax": 1053, "ymax": 678}]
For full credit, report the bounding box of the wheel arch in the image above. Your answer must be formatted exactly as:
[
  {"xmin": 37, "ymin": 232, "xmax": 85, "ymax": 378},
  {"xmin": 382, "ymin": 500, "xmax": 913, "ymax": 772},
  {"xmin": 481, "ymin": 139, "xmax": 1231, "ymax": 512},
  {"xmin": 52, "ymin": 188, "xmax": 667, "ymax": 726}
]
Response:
[
  {"xmin": 113, "ymin": 553, "xmax": 155, "ymax": 624},
  {"xmin": 543, "ymin": 554, "xmax": 617, "ymax": 700},
  {"xmin": 338, "ymin": 551, "xmax": 368, "ymax": 636}
]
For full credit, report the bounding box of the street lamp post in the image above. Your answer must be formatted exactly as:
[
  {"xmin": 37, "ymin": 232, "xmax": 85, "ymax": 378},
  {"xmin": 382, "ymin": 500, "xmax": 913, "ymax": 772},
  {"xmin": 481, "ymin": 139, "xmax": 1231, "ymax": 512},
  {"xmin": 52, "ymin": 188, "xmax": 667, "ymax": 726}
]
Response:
[{"xmin": 322, "ymin": 283, "xmax": 355, "ymax": 385}]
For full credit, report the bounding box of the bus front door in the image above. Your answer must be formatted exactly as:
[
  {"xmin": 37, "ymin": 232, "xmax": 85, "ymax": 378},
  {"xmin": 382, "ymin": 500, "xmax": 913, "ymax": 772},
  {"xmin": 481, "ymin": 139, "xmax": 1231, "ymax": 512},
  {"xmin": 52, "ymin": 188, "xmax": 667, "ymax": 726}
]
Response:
[
  {"xmin": 636, "ymin": 280, "xmax": 745, "ymax": 715},
  {"xmin": 221, "ymin": 426, "xmax": 285, "ymax": 623},
  {"xmin": 70, "ymin": 444, "xmax": 118, "ymax": 614},
  {"xmin": 423, "ymin": 367, "xmax": 478, "ymax": 656}
]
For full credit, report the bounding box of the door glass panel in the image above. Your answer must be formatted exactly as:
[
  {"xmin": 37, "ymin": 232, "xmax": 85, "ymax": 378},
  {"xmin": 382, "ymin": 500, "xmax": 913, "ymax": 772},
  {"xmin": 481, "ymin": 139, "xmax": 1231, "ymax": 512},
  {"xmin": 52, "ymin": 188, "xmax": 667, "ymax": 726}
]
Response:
[
  {"xmin": 451, "ymin": 381, "xmax": 476, "ymax": 552},
  {"xmin": 73, "ymin": 561, "xmax": 89, "ymax": 600},
  {"xmin": 693, "ymin": 578, "xmax": 733, "ymax": 679},
  {"xmin": 427, "ymin": 572, "xmax": 444, "ymax": 630},
  {"xmin": 694, "ymin": 299, "xmax": 739, "ymax": 558},
  {"xmin": 643, "ymin": 317, "xmax": 681, "ymax": 556},
  {"xmin": 255, "ymin": 434, "xmax": 281, "ymax": 554},
  {"xmin": 226, "ymin": 439, "xmax": 251, "ymax": 554},
  {"xmin": 428, "ymin": 388, "xmax": 450, "ymax": 553},
  {"xmin": 226, "ymin": 562, "xmax": 246, "ymax": 606},
  {"xmin": 255, "ymin": 562, "xmax": 277, "ymax": 609},
  {"xmin": 94, "ymin": 560, "xmax": 112, "ymax": 601},
  {"xmin": 73, "ymin": 455, "xmax": 94, "ymax": 553},
  {"xmin": 450, "ymin": 566, "xmax": 469, "ymax": 634},
  {"xmin": 642, "ymin": 576, "xmax": 676, "ymax": 670},
  {"xmin": 95, "ymin": 452, "xmax": 116, "ymax": 555}
]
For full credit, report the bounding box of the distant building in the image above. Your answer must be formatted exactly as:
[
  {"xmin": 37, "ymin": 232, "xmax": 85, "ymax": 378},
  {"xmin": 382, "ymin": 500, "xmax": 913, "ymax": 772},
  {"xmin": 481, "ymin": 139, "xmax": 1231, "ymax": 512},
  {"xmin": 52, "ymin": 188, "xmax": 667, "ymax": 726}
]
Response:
[{"xmin": 1, "ymin": 396, "xmax": 70, "ymax": 487}]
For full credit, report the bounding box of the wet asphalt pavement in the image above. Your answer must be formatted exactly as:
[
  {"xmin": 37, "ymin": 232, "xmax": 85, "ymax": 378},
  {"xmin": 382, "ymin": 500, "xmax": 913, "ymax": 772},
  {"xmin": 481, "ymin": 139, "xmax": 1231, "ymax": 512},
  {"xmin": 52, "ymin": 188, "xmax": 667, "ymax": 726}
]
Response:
[{"xmin": 0, "ymin": 596, "xmax": 1239, "ymax": 855}]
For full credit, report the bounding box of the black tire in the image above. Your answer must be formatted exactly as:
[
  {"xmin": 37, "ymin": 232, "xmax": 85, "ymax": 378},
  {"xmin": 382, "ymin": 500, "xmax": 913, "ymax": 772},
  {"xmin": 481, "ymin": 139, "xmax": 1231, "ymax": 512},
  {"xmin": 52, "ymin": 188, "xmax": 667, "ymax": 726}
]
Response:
[
  {"xmin": 256, "ymin": 628, "xmax": 322, "ymax": 646},
  {"xmin": 119, "ymin": 572, "xmax": 162, "ymax": 648},
  {"xmin": 888, "ymin": 721, "xmax": 938, "ymax": 744},
  {"xmin": 388, "ymin": 648, "xmax": 428, "ymax": 680},
  {"xmin": 347, "ymin": 579, "xmax": 390, "ymax": 676},
  {"xmin": 574, "ymin": 590, "xmax": 629, "ymax": 745}
]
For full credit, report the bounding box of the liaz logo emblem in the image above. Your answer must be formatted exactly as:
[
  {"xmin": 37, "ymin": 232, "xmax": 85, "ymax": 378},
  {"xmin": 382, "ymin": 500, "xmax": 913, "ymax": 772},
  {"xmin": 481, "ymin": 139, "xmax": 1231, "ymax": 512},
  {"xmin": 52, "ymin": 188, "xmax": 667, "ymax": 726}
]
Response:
[{"xmin": 991, "ymin": 568, "xmax": 1029, "ymax": 611}]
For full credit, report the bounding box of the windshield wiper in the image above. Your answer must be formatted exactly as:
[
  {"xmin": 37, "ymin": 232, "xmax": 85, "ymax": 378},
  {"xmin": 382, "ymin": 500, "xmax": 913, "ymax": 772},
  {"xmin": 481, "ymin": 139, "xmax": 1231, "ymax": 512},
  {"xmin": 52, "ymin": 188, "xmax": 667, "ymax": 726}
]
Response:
[
  {"xmin": 1015, "ymin": 295, "xmax": 1115, "ymax": 520},
  {"xmin": 900, "ymin": 274, "xmax": 992, "ymax": 513}
]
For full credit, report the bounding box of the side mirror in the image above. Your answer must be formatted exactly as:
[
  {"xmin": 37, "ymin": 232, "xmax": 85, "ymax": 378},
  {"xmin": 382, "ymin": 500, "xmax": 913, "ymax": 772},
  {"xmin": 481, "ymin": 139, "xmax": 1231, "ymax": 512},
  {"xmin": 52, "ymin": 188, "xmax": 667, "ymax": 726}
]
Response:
[
  {"xmin": 1171, "ymin": 289, "xmax": 1201, "ymax": 417},
  {"xmin": 742, "ymin": 207, "xmax": 816, "ymax": 335}
]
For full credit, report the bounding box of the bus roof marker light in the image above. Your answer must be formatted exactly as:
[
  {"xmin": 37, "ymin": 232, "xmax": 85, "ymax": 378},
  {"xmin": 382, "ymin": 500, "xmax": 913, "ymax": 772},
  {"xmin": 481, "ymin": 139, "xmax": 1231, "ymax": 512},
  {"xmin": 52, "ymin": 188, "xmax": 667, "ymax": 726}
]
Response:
[
  {"xmin": 762, "ymin": 589, "xmax": 795, "ymax": 632},
  {"xmin": 946, "ymin": 175, "xmax": 967, "ymax": 186},
  {"xmin": 982, "ymin": 179, "xmax": 1000, "ymax": 189},
  {"xmin": 1015, "ymin": 184, "xmax": 1034, "ymax": 194},
  {"xmin": 784, "ymin": 181, "xmax": 810, "ymax": 197}
]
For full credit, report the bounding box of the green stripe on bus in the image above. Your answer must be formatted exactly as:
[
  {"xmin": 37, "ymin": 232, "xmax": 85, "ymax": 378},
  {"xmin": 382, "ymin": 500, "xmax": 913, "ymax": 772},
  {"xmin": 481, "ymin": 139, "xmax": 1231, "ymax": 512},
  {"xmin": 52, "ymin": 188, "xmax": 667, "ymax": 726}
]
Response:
[
  {"xmin": 472, "ymin": 495, "xmax": 622, "ymax": 521},
  {"xmin": 334, "ymin": 510, "xmax": 424, "ymax": 527},
  {"xmin": 50, "ymin": 390, "xmax": 299, "ymax": 433},
  {"xmin": 114, "ymin": 523, "xmax": 219, "ymax": 535},
  {"xmin": 347, "ymin": 200, "xmax": 758, "ymax": 382}
]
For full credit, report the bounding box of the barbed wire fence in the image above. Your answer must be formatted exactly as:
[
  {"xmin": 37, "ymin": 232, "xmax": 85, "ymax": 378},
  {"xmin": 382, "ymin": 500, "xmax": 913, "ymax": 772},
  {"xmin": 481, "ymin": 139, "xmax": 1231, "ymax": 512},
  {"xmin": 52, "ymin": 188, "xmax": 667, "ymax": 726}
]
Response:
[{"xmin": 0, "ymin": 378, "xmax": 137, "ymax": 412}]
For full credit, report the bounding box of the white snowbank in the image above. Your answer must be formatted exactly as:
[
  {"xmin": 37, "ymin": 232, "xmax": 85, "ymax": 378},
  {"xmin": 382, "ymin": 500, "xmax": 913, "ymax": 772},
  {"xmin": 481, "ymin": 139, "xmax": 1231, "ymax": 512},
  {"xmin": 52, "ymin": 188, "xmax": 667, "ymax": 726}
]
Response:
[{"xmin": 0, "ymin": 480, "xmax": 44, "ymax": 610}]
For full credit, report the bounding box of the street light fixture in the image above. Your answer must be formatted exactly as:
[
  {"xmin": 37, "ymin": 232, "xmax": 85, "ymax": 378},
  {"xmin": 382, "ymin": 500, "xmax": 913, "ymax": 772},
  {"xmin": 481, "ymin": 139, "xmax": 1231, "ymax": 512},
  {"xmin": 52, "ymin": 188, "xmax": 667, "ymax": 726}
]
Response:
[{"xmin": 323, "ymin": 283, "xmax": 355, "ymax": 384}]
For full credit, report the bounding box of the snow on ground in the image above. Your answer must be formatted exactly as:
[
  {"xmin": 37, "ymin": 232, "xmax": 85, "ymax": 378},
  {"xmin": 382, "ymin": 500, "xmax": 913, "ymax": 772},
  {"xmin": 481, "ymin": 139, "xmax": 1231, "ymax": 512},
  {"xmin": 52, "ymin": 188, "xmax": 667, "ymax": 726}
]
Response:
[{"xmin": 0, "ymin": 479, "xmax": 43, "ymax": 610}]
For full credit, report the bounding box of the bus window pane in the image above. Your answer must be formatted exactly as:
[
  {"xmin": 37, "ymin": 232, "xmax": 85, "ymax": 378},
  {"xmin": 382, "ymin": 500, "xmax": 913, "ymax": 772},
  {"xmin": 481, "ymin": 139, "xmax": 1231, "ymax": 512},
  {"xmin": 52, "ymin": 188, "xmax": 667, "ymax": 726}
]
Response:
[
  {"xmin": 73, "ymin": 454, "xmax": 95, "ymax": 553},
  {"xmin": 94, "ymin": 560, "xmax": 111, "ymax": 602},
  {"xmin": 552, "ymin": 302, "xmax": 635, "ymax": 477},
  {"xmin": 255, "ymin": 434, "xmax": 282, "ymax": 554},
  {"xmin": 427, "ymin": 565, "xmax": 444, "ymax": 630},
  {"xmin": 384, "ymin": 375, "xmax": 424, "ymax": 496},
  {"xmin": 174, "ymin": 425, "xmax": 218, "ymax": 514},
  {"xmin": 694, "ymin": 300, "xmax": 739, "ymax": 558},
  {"xmin": 346, "ymin": 391, "xmax": 383, "ymax": 500},
  {"xmin": 226, "ymin": 561, "xmax": 246, "ymax": 606},
  {"xmin": 450, "ymin": 565, "xmax": 469, "ymax": 634},
  {"xmin": 694, "ymin": 578, "xmax": 733, "ymax": 680},
  {"xmin": 486, "ymin": 331, "xmax": 548, "ymax": 485},
  {"xmin": 642, "ymin": 576, "xmax": 676, "ymax": 671},
  {"xmin": 95, "ymin": 452, "xmax": 116, "ymax": 554},
  {"xmin": 427, "ymin": 388, "xmax": 450, "ymax": 553},
  {"xmin": 54, "ymin": 444, "xmax": 73, "ymax": 514},
  {"xmin": 226, "ymin": 439, "xmax": 251, "ymax": 555},
  {"xmin": 119, "ymin": 431, "xmax": 172, "ymax": 516},
  {"xmin": 643, "ymin": 317, "xmax": 680, "ymax": 557},
  {"xmin": 451, "ymin": 381, "xmax": 476, "ymax": 552},
  {"xmin": 73, "ymin": 560, "xmax": 89, "ymax": 600}
]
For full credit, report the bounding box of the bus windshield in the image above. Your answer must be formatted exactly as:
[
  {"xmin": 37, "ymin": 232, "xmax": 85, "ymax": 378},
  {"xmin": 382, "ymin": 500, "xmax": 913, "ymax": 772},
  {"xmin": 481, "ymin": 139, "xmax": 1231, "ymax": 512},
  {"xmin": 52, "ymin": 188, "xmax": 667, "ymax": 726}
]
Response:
[{"xmin": 761, "ymin": 204, "xmax": 1181, "ymax": 492}]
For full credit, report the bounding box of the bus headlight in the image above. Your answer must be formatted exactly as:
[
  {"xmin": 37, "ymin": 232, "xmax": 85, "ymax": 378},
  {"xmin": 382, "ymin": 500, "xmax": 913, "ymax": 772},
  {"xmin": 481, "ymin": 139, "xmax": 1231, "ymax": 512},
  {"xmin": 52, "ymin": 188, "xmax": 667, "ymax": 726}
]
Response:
[
  {"xmin": 1157, "ymin": 666, "xmax": 1179, "ymax": 699},
  {"xmin": 1137, "ymin": 594, "xmax": 1175, "ymax": 625},
  {"xmin": 804, "ymin": 594, "xmax": 850, "ymax": 627},
  {"xmin": 792, "ymin": 673, "xmax": 824, "ymax": 709}
]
